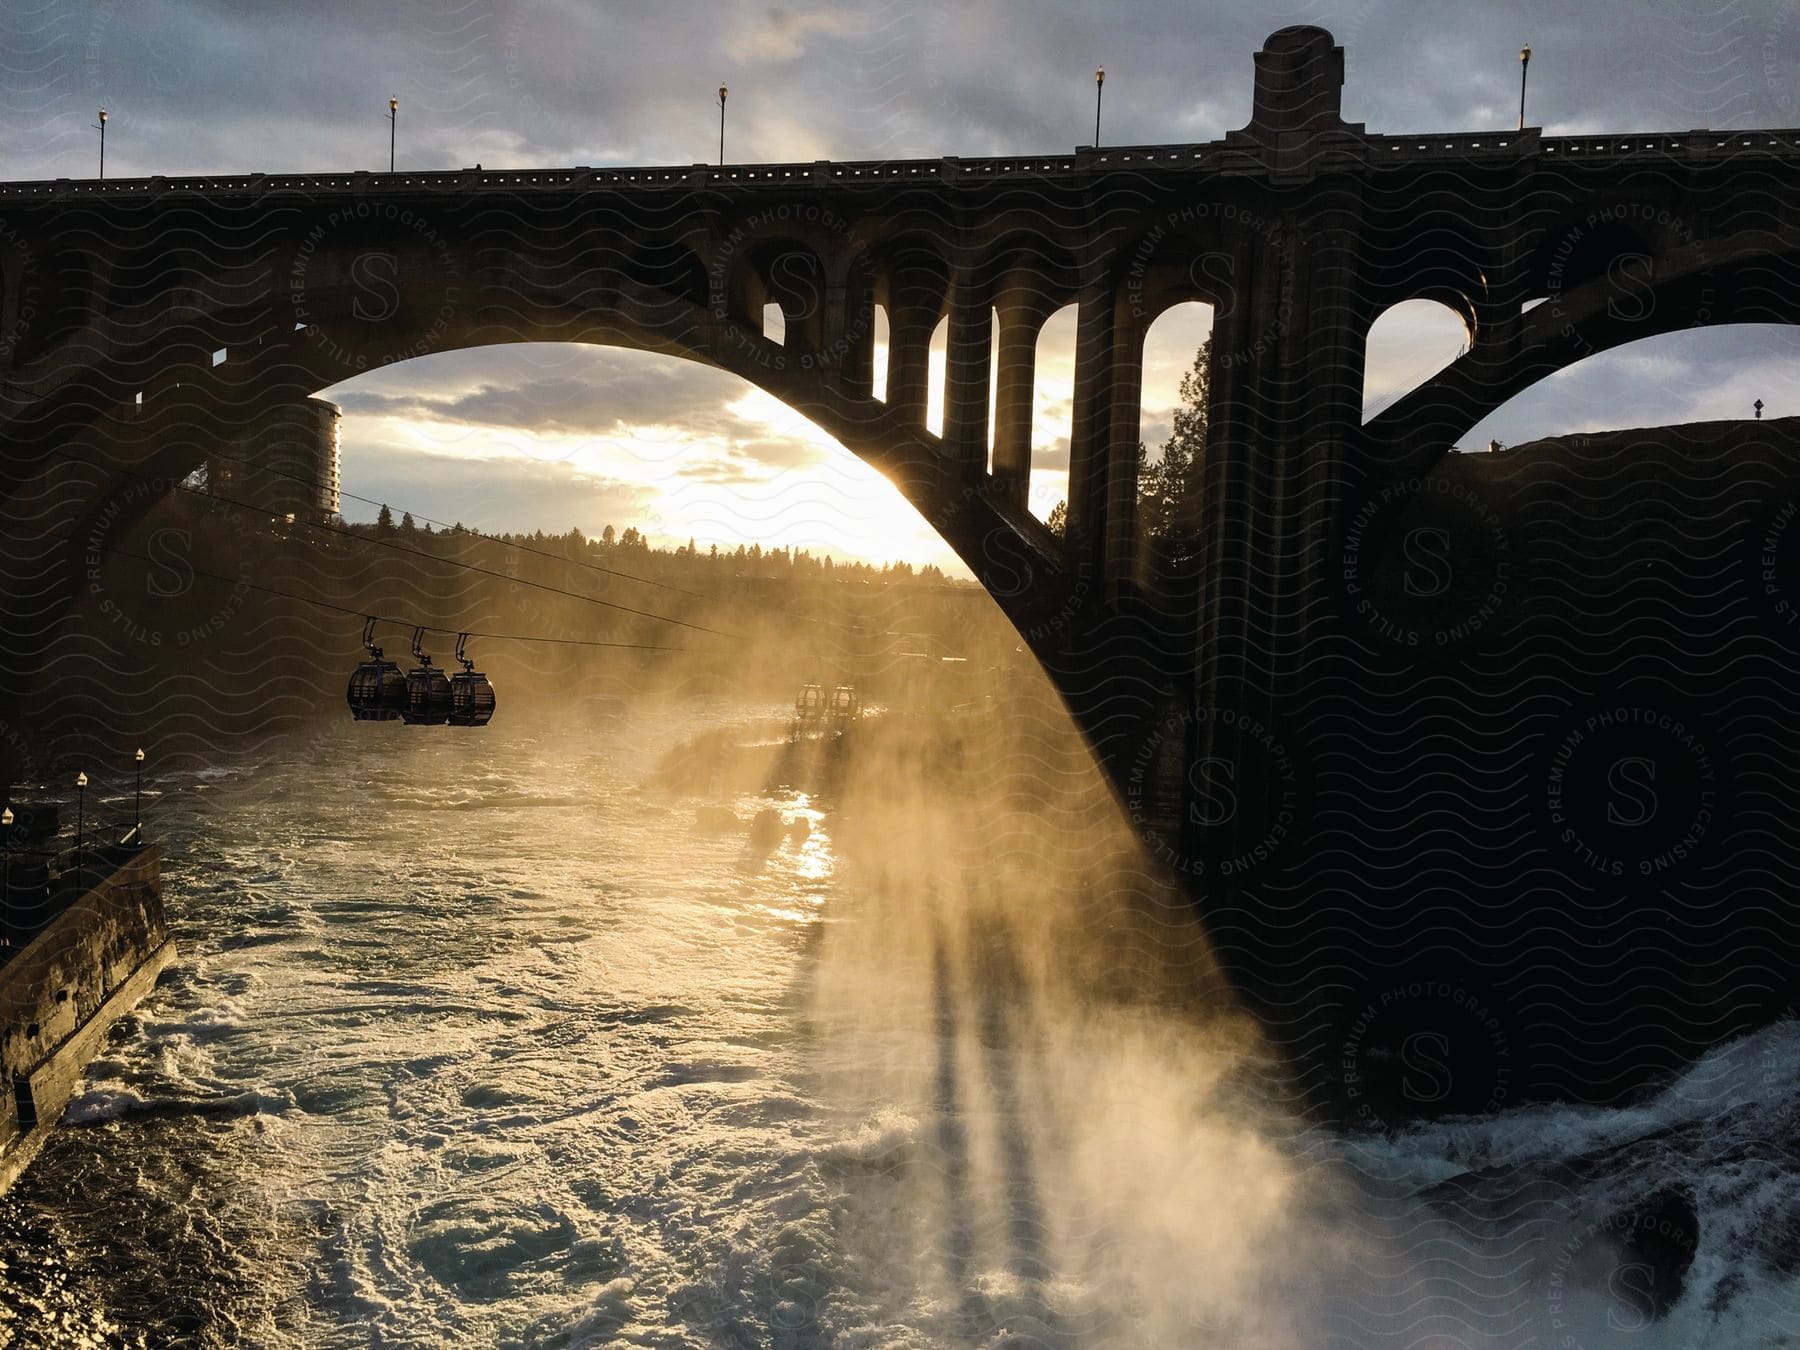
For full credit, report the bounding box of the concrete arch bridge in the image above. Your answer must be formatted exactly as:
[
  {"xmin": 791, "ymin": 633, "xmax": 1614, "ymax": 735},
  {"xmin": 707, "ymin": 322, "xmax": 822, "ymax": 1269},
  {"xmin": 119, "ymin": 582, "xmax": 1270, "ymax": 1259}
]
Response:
[{"xmin": 5, "ymin": 26, "xmax": 1800, "ymax": 1118}]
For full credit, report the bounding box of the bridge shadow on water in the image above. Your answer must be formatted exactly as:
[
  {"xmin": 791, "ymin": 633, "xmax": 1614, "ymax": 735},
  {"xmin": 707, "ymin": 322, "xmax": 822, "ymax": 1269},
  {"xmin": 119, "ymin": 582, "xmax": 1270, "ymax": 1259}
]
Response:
[
  {"xmin": 927, "ymin": 922, "xmax": 1065, "ymax": 1344},
  {"xmin": 795, "ymin": 666, "xmax": 1356, "ymax": 1348}
]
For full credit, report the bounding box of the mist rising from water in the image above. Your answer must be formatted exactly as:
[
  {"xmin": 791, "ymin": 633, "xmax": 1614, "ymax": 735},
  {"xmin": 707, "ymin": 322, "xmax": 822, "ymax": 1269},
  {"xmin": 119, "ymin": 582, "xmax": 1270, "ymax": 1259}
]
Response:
[
  {"xmin": 768, "ymin": 663, "xmax": 1792, "ymax": 1348},
  {"xmin": 790, "ymin": 668, "xmax": 1361, "ymax": 1347}
]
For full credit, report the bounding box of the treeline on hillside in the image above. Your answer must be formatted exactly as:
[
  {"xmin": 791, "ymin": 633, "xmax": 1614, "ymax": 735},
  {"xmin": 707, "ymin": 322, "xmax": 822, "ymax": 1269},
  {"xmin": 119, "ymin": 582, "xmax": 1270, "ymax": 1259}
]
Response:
[
  {"xmin": 357, "ymin": 507, "xmax": 956, "ymax": 585},
  {"xmin": 43, "ymin": 484, "xmax": 1023, "ymax": 748}
]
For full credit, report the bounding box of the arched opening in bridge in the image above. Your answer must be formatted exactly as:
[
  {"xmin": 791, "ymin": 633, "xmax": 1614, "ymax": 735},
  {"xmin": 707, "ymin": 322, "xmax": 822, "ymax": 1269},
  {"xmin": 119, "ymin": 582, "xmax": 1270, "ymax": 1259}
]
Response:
[
  {"xmin": 1137, "ymin": 302, "xmax": 1214, "ymax": 591},
  {"xmin": 1030, "ymin": 304, "xmax": 1080, "ymax": 524},
  {"xmin": 1363, "ymin": 298, "xmax": 1472, "ymax": 423},
  {"xmin": 51, "ymin": 334, "xmax": 1113, "ymax": 818},
  {"xmin": 308, "ymin": 342, "xmax": 969, "ymax": 580},
  {"xmin": 919, "ymin": 309, "xmax": 1001, "ymax": 450},
  {"xmin": 926, "ymin": 315, "xmax": 949, "ymax": 438},
  {"xmin": 871, "ymin": 304, "xmax": 890, "ymax": 402},
  {"xmin": 763, "ymin": 303, "xmax": 785, "ymax": 347},
  {"xmin": 984, "ymin": 307, "xmax": 1000, "ymax": 462},
  {"xmin": 1462, "ymin": 323, "xmax": 1800, "ymax": 452}
]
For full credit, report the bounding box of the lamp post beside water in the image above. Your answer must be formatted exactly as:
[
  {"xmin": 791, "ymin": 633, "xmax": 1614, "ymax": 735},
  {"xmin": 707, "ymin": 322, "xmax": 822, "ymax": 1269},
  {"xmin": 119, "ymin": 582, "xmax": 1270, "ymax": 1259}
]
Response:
[
  {"xmin": 134, "ymin": 748, "xmax": 145, "ymax": 841},
  {"xmin": 74, "ymin": 771, "xmax": 87, "ymax": 890},
  {"xmin": 2, "ymin": 806, "xmax": 12, "ymax": 945},
  {"xmin": 1094, "ymin": 67, "xmax": 1105, "ymax": 147}
]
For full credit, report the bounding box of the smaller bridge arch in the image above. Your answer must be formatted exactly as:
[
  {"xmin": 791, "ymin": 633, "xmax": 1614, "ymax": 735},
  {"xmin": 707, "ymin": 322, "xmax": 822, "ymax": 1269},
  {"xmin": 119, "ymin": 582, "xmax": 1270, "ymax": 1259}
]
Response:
[
  {"xmin": 1362, "ymin": 297, "xmax": 1473, "ymax": 423},
  {"xmin": 1361, "ymin": 230, "xmax": 1800, "ymax": 475}
]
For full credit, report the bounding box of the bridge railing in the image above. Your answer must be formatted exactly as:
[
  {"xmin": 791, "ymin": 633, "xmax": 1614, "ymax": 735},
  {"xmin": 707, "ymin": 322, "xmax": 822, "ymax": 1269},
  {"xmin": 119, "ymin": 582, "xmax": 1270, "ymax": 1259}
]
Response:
[{"xmin": 1, "ymin": 126, "xmax": 1796, "ymax": 200}]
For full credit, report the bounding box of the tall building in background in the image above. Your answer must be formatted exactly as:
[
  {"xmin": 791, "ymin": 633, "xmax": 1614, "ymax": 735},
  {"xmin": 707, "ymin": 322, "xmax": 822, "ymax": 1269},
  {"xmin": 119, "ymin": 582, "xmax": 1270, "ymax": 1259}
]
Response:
[{"xmin": 207, "ymin": 396, "xmax": 341, "ymax": 523}]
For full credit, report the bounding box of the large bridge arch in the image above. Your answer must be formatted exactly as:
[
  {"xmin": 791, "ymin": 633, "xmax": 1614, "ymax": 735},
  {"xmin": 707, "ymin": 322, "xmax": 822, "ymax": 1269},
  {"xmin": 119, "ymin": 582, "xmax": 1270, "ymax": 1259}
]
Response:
[
  {"xmin": 0, "ymin": 261, "xmax": 1082, "ymax": 744},
  {"xmin": 1359, "ymin": 231, "xmax": 1800, "ymax": 477}
]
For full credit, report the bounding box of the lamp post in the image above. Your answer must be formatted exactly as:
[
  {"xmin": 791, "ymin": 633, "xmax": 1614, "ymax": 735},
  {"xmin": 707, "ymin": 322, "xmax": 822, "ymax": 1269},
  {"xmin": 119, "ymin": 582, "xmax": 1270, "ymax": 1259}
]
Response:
[
  {"xmin": 1518, "ymin": 46, "xmax": 1531, "ymax": 131},
  {"xmin": 718, "ymin": 85, "xmax": 728, "ymax": 166},
  {"xmin": 2, "ymin": 806, "xmax": 12, "ymax": 946},
  {"xmin": 95, "ymin": 108, "xmax": 108, "ymax": 178},
  {"xmin": 1755, "ymin": 398, "xmax": 1765, "ymax": 421},
  {"xmin": 74, "ymin": 771, "xmax": 87, "ymax": 890},
  {"xmin": 1094, "ymin": 67, "xmax": 1105, "ymax": 148},
  {"xmin": 387, "ymin": 96, "xmax": 398, "ymax": 172},
  {"xmin": 133, "ymin": 747, "xmax": 144, "ymax": 841}
]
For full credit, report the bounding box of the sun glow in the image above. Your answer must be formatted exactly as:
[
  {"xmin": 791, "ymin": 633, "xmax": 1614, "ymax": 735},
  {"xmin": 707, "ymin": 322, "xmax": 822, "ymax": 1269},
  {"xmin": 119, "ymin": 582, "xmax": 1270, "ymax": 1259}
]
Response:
[{"xmin": 323, "ymin": 347, "xmax": 974, "ymax": 574}]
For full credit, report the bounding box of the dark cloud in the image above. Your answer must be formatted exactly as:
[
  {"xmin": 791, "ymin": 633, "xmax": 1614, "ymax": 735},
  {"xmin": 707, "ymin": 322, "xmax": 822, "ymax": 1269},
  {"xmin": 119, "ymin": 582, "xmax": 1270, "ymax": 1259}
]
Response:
[
  {"xmin": 6, "ymin": 0, "xmax": 1796, "ymax": 182},
  {"xmin": 333, "ymin": 359, "xmax": 744, "ymax": 438}
]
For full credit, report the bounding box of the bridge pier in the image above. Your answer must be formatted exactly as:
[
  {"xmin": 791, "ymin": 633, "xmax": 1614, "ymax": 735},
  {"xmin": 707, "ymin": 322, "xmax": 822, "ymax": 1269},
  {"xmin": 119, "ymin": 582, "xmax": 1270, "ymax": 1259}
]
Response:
[
  {"xmin": 1064, "ymin": 277, "xmax": 1120, "ymax": 584},
  {"xmin": 942, "ymin": 278, "xmax": 993, "ymax": 475},
  {"xmin": 988, "ymin": 297, "xmax": 1040, "ymax": 510}
]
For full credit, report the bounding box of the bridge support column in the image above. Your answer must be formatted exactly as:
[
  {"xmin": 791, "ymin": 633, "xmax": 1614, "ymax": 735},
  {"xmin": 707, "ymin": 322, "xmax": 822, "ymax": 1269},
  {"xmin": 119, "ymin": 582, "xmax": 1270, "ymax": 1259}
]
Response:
[
  {"xmin": 990, "ymin": 298, "xmax": 1040, "ymax": 510},
  {"xmin": 886, "ymin": 302, "xmax": 936, "ymax": 428},
  {"xmin": 943, "ymin": 290, "xmax": 992, "ymax": 474},
  {"xmin": 825, "ymin": 262, "xmax": 874, "ymax": 400},
  {"xmin": 1065, "ymin": 280, "xmax": 1118, "ymax": 579},
  {"xmin": 1195, "ymin": 196, "xmax": 1367, "ymax": 830},
  {"xmin": 1103, "ymin": 308, "xmax": 1147, "ymax": 592}
]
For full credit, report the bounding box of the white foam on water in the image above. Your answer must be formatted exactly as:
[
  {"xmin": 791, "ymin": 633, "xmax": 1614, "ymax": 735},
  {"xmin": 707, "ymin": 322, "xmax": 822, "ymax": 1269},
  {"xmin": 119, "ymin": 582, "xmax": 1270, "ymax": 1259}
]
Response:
[{"xmin": 6, "ymin": 702, "xmax": 1794, "ymax": 1348}]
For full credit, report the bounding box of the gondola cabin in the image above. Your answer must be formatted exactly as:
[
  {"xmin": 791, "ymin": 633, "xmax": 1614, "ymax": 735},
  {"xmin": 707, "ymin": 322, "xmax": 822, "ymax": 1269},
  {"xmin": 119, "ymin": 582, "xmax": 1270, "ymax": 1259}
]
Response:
[
  {"xmin": 347, "ymin": 618, "xmax": 409, "ymax": 720},
  {"xmin": 828, "ymin": 685, "xmax": 860, "ymax": 721},
  {"xmin": 347, "ymin": 657, "xmax": 407, "ymax": 720},
  {"xmin": 403, "ymin": 665, "xmax": 453, "ymax": 725},
  {"xmin": 795, "ymin": 683, "xmax": 825, "ymax": 719},
  {"xmin": 447, "ymin": 634, "xmax": 496, "ymax": 727},
  {"xmin": 401, "ymin": 628, "xmax": 453, "ymax": 725}
]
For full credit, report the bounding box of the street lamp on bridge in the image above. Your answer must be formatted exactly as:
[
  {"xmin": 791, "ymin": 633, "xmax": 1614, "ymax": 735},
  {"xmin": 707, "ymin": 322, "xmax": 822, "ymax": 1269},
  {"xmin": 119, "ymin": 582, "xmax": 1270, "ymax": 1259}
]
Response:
[
  {"xmin": 1094, "ymin": 67, "xmax": 1105, "ymax": 147},
  {"xmin": 1518, "ymin": 45, "xmax": 1532, "ymax": 131},
  {"xmin": 718, "ymin": 85, "xmax": 728, "ymax": 166},
  {"xmin": 387, "ymin": 96, "xmax": 398, "ymax": 173},
  {"xmin": 133, "ymin": 747, "xmax": 145, "ymax": 842},
  {"xmin": 94, "ymin": 108, "xmax": 108, "ymax": 179}
]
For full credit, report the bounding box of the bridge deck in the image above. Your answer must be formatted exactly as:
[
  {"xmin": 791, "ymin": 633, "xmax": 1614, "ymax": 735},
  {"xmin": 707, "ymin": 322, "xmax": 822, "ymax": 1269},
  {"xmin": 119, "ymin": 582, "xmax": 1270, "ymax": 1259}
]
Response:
[{"xmin": 2, "ymin": 126, "xmax": 1797, "ymax": 200}]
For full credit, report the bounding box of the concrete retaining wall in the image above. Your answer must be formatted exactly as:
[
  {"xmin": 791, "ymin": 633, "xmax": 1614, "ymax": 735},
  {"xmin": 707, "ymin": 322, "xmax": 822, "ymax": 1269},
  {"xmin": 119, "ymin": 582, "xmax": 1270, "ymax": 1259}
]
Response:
[{"xmin": 0, "ymin": 847, "xmax": 171, "ymax": 1190}]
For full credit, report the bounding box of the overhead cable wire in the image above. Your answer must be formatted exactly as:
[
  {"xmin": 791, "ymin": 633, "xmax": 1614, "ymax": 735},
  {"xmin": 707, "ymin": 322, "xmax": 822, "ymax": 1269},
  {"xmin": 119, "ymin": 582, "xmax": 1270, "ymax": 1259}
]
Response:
[
  {"xmin": 51, "ymin": 448, "xmax": 739, "ymax": 638},
  {"xmin": 196, "ymin": 440, "xmax": 728, "ymax": 604},
  {"xmin": 102, "ymin": 544, "xmax": 722, "ymax": 653},
  {"xmin": 188, "ymin": 441, "xmax": 947, "ymax": 628}
]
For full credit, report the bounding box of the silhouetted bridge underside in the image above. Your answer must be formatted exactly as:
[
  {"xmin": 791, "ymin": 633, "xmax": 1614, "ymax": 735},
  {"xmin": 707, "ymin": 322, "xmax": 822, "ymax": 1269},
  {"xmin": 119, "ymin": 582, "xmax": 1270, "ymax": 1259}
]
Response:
[{"xmin": 4, "ymin": 26, "xmax": 1800, "ymax": 1120}]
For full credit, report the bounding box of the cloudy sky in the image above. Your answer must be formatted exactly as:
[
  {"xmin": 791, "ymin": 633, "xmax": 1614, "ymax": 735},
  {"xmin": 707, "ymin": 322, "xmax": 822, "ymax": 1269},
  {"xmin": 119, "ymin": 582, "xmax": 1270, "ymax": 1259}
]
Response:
[{"xmin": 5, "ymin": 0, "xmax": 1796, "ymax": 570}]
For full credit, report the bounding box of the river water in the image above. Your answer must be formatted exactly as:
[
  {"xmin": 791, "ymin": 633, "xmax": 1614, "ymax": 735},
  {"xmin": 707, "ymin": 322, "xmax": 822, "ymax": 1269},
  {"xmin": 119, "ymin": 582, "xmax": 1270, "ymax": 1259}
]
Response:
[{"xmin": 0, "ymin": 696, "xmax": 1796, "ymax": 1347}]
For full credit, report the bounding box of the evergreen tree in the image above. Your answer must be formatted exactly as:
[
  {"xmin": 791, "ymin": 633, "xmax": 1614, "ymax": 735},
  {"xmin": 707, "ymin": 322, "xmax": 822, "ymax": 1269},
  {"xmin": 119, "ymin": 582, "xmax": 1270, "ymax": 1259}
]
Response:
[
  {"xmin": 1142, "ymin": 337, "xmax": 1210, "ymax": 544},
  {"xmin": 1041, "ymin": 339, "xmax": 1209, "ymax": 559},
  {"xmin": 377, "ymin": 503, "xmax": 394, "ymax": 531},
  {"xmin": 400, "ymin": 511, "xmax": 416, "ymax": 532}
]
